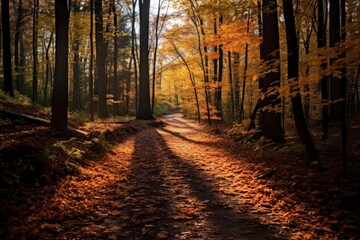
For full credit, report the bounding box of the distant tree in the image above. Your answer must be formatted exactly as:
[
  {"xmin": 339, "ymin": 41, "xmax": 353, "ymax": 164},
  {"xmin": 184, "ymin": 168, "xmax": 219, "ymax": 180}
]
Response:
[
  {"xmin": 95, "ymin": 0, "xmax": 109, "ymax": 118},
  {"xmin": 1, "ymin": 0, "xmax": 14, "ymax": 97},
  {"xmin": 136, "ymin": 0, "xmax": 153, "ymax": 120},
  {"xmin": 51, "ymin": 0, "xmax": 70, "ymax": 132}
]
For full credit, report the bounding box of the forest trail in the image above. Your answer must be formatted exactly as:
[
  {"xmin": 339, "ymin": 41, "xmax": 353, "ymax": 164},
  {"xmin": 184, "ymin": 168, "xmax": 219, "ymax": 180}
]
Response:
[{"xmin": 9, "ymin": 113, "xmax": 287, "ymax": 239}]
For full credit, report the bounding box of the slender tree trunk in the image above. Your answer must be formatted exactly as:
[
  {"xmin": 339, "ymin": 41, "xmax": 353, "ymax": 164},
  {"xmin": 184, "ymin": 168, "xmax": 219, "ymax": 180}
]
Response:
[
  {"xmin": 249, "ymin": 1, "xmax": 263, "ymax": 128},
  {"xmin": 89, "ymin": 0, "xmax": 95, "ymax": 121},
  {"xmin": 340, "ymin": 0, "xmax": 347, "ymax": 178},
  {"xmin": 126, "ymin": 58, "xmax": 132, "ymax": 114},
  {"xmin": 51, "ymin": 0, "xmax": 69, "ymax": 132},
  {"xmin": 233, "ymin": 52, "xmax": 240, "ymax": 117},
  {"xmin": 15, "ymin": 0, "xmax": 24, "ymax": 93},
  {"xmin": 240, "ymin": 9, "xmax": 250, "ymax": 121},
  {"xmin": 170, "ymin": 40, "xmax": 201, "ymax": 123},
  {"xmin": 72, "ymin": 2, "xmax": 82, "ymax": 111},
  {"xmin": 329, "ymin": 0, "xmax": 342, "ymax": 120},
  {"xmin": 216, "ymin": 13, "xmax": 224, "ymax": 119},
  {"xmin": 1, "ymin": 0, "xmax": 14, "ymax": 97},
  {"xmin": 136, "ymin": 0, "xmax": 153, "ymax": 119},
  {"xmin": 189, "ymin": 0, "xmax": 211, "ymax": 124},
  {"xmin": 131, "ymin": 0, "xmax": 139, "ymax": 114},
  {"xmin": 318, "ymin": 0, "xmax": 329, "ymax": 139},
  {"xmin": 44, "ymin": 31, "xmax": 54, "ymax": 102},
  {"xmin": 151, "ymin": 0, "xmax": 162, "ymax": 113},
  {"xmin": 32, "ymin": 0, "xmax": 39, "ymax": 102},
  {"xmin": 228, "ymin": 51, "xmax": 235, "ymax": 116},
  {"xmin": 283, "ymin": 0, "xmax": 321, "ymax": 164},
  {"xmin": 356, "ymin": 74, "xmax": 360, "ymax": 112},
  {"xmin": 95, "ymin": 0, "xmax": 109, "ymax": 118},
  {"xmin": 112, "ymin": 0, "xmax": 120, "ymax": 116}
]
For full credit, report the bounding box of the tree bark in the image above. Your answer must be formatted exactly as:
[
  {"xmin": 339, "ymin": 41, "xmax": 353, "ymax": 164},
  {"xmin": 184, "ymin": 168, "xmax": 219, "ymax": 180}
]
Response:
[
  {"xmin": 228, "ymin": 51, "xmax": 235, "ymax": 116},
  {"xmin": 131, "ymin": 0, "xmax": 139, "ymax": 114},
  {"xmin": 112, "ymin": 0, "xmax": 120, "ymax": 116},
  {"xmin": 136, "ymin": 0, "xmax": 153, "ymax": 120},
  {"xmin": 72, "ymin": 2, "xmax": 82, "ymax": 111},
  {"xmin": 1, "ymin": 0, "xmax": 14, "ymax": 97},
  {"xmin": 240, "ymin": 9, "xmax": 250, "ymax": 121},
  {"xmin": 340, "ymin": 0, "xmax": 347, "ymax": 178},
  {"xmin": 283, "ymin": 0, "xmax": 320, "ymax": 163},
  {"xmin": 51, "ymin": 0, "xmax": 69, "ymax": 132},
  {"xmin": 260, "ymin": 0, "xmax": 284, "ymax": 143},
  {"xmin": 95, "ymin": 0, "xmax": 109, "ymax": 118},
  {"xmin": 317, "ymin": 0, "xmax": 329, "ymax": 139},
  {"xmin": 32, "ymin": 0, "xmax": 39, "ymax": 102},
  {"xmin": 89, "ymin": 0, "xmax": 95, "ymax": 121},
  {"xmin": 329, "ymin": 0, "xmax": 342, "ymax": 120}
]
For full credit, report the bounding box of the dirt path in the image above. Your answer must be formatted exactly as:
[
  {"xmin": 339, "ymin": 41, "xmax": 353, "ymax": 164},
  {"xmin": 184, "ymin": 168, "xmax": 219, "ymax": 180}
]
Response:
[{"xmin": 12, "ymin": 114, "xmax": 287, "ymax": 239}]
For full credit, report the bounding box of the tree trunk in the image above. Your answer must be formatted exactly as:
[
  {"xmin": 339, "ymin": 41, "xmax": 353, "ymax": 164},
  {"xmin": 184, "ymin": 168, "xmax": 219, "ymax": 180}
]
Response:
[
  {"xmin": 240, "ymin": 9, "xmax": 250, "ymax": 121},
  {"xmin": 132, "ymin": 0, "xmax": 139, "ymax": 114},
  {"xmin": 51, "ymin": 0, "xmax": 69, "ymax": 132},
  {"xmin": 44, "ymin": 31, "xmax": 54, "ymax": 102},
  {"xmin": 260, "ymin": 0, "xmax": 284, "ymax": 143},
  {"xmin": 89, "ymin": 0, "xmax": 95, "ymax": 121},
  {"xmin": 1, "ymin": 0, "xmax": 14, "ymax": 97},
  {"xmin": 189, "ymin": 0, "xmax": 211, "ymax": 124},
  {"xmin": 112, "ymin": 0, "xmax": 120, "ymax": 116},
  {"xmin": 233, "ymin": 52, "xmax": 240, "ymax": 117},
  {"xmin": 340, "ymin": 0, "xmax": 347, "ymax": 178},
  {"xmin": 32, "ymin": 0, "xmax": 39, "ymax": 102},
  {"xmin": 283, "ymin": 0, "xmax": 320, "ymax": 164},
  {"xmin": 95, "ymin": 0, "xmax": 109, "ymax": 118},
  {"xmin": 318, "ymin": 0, "xmax": 329, "ymax": 139},
  {"xmin": 216, "ymin": 14, "xmax": 224, "ymax": 119},
  {"xmin": 151, "ymin": 0, "xmax": 162, "ymax": 113},
  {"xmin": 136, "ymin": 0, "xmax": 153, "ymax": 120},
  {"xmin": 72, "ymin": 2, "xmax": 82, "ymax": 111},
  {"xmin": 228, "ymin": 51, "xmax": 235, "ymax": 116},
  {"xmin": 329, "ymin": 0, "xmax": 342, "ymax": 120},
  {"xmin": 15, "ymin": 0, "xmax": 25, "ymax": 93},
  {"xmin": 126, "ymin": 58, "xmax": 132, "ymax": 115}
]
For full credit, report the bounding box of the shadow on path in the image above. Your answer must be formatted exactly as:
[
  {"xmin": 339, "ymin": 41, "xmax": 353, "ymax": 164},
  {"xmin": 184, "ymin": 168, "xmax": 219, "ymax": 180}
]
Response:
[{"xmin": 122, "ymin": 127, "xmax": 280, "ymax": 239}]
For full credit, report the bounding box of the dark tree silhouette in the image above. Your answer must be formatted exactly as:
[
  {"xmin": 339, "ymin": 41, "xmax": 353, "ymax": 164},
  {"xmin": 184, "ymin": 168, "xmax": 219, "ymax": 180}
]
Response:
[
  {"xmin": 51, "ymin": 0, "xmax": 70, "ymax": 132},
  {"xmin": 95, "ymin": 0, "xmax": 109, "ymax": 118},
  {"xmin": 136, "ymin": 0, "xmax": 153, "ymax": 120},
  {"xmin": 1, "ymin": 0, "xmax": 14, "ymax": 97}
]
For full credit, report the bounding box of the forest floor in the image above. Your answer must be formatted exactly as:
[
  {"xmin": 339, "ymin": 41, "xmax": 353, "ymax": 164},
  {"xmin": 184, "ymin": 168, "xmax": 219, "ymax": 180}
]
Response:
[{"xmin": 1, "ymin": 99, "xmax": 360, "ymax": 239}]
